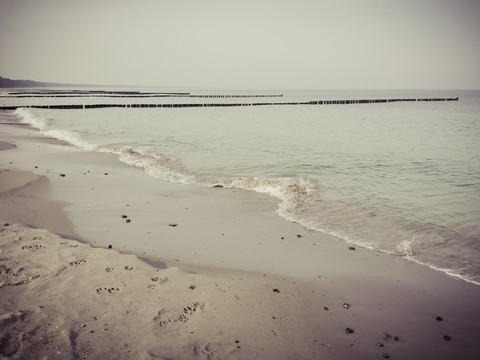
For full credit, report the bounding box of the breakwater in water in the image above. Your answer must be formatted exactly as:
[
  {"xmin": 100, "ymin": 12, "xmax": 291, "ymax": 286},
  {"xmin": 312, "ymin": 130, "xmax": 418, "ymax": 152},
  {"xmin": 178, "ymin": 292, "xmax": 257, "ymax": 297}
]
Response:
[
  {"xmin": 1, "ymin": 90, "xmax": 284, "ymax": 99},
  {"xmin": 0, "ymin": 97, "xmax": 459, "ymax": 110}
]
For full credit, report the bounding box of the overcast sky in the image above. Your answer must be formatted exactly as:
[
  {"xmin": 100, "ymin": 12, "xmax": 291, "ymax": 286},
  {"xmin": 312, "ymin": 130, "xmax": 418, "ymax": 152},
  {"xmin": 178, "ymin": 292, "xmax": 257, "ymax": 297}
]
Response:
[{"xmin": 1, "ymin": 0, "xmax": 479, "ymax": 89}]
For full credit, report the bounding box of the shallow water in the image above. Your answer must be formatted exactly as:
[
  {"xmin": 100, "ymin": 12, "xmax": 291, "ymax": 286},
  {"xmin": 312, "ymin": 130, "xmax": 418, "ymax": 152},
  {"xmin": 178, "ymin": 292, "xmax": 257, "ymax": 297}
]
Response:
[{"xmin": 3, "ymin": 88, "xmax": 479, "ymax": 284}]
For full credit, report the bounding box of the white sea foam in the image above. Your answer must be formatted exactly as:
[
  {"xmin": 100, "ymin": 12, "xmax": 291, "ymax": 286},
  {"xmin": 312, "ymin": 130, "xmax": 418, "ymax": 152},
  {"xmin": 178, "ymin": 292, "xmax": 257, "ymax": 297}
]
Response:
[
  {"xmin": 99, "ymin": 146, "xmax": 196, "ymax": 184},
  {"xmin": 396, "ymin": 235, "xmax": 416, "ymax": 257},
  {"xmin": 44, "ymin": 129, "xmax": 98, "ymax": 151},
  {"xmin": 15, "ymin": 108, "xmax": 47, "ymax": 130},
  {"xmin": 15, "ymin": 108, "xmax": 97, "ymax": 151},
  {"xmin": 221, "ymin": 176, "xmax": 312, "ymax": 220}
]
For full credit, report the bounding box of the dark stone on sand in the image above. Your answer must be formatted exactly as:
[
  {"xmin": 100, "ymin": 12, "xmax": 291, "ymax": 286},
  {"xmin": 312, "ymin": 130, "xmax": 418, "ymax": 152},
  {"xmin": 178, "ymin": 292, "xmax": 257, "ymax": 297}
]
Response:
[
  {"xmin": 169, "ymin": 224, "xmax": 178, "ymax": 227},
  {"xmin": 273, "ymin": 288, "xmax": 280, "ymax": 293},
  {"xmin": 436, "ymin": 316, "xmax": 443, "ymax": 321},
  {"xmin": 60, "ymin": 173, "xmax": 66, "ymax": 177},
  {"xmin": 122, "ymin": 215, "xmax": 128, "ymax": 218},
  {"xmin": 281, "ymin": 237, "xmax": 284, "ymax": 240},
  {"xmin": 3, "ymin": 223, "xmax": 10, "ymax": 226},
  {"xmin": 443, "ymin": 335, "xmax": 452, "ymax": 341},
  {"xmin": 108, "ymin": 245, "xmax": 112, "ymax": 249},
  {"xmin": 104, "ymin": 173, "xmax": 108, "ymax": 175},
  {"xmin": 189, "ymin": 285, "xmax": 196, "ymax": 290},
  {"xmin": 343, "ymin": 303, "xmax": 350, "ymax": 309},
  {"xmin": 297, "ymin": 234, "xmax": 302, "ymax": 238},
  {"xmin": 212, "ymin": 184, "xmax": 224, "ymax": 188},
  {"xmin": 377, "ymin": 343, "xmax": 384, "ymax": 347},
  {"xmin": 382, "ymin": 353, "xmax": 391, "ymax": 359},
  {"xmin": 394, "ymin": 336, "xmax": 399, "ymax": 341},
  {"xmin": 384, "ymin": 333, "xmax": 392, "ymax": 339},
  {"xmin": 348, "ymin": 246, "xmax": 356, "ymax": 251},
  {"xmin": 34, "ymin": 166, "xmax": 38, "ymax": 168},
  {"xmin": 345, "ymin": 328, "xmax": 354, "ymax": 334},
  {"xmin": 126, "ymin": 219, "xmax": 131, "ymax": 223},
  {"xmin": 323, "ymin": 307, "xmax": 329, "ymax": 311}
]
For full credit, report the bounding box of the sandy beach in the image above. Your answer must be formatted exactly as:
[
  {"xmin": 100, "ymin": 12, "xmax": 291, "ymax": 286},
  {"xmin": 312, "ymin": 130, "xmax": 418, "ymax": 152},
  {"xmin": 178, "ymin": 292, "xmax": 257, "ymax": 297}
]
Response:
[{"xmin": 1, "ymin": 109, "xmax": 480, "ymax": 359}]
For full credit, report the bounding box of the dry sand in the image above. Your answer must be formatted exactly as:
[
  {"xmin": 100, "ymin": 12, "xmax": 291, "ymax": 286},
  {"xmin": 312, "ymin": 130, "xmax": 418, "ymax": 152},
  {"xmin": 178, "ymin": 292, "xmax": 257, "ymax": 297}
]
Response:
[{"xmin": 1, "ymin": 110, "xmax": 480, "ymax": 359}]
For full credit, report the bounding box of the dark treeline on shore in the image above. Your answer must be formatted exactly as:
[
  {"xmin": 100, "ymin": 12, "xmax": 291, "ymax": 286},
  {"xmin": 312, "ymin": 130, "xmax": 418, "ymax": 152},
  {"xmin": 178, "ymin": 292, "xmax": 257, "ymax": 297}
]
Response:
[{"xmin": 0, "ymin": 76, "xmax": 80, "ymax": 88}]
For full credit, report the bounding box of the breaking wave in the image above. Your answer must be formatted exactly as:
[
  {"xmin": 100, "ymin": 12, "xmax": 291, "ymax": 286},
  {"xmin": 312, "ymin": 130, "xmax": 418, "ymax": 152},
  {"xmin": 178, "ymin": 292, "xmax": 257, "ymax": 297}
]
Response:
[
  {"xmin": 98, "ymin": 145, "xmax": 196, "ymax": 184},
  {"xmin": 14, "ymin": 108, "xmax": 97, "ymax": 151},
  {"xmin": 396, "ymin": 235, "xmax": 416, "ymax": 257},
  {"xmin": 219, "ymin": 176, "xmax": 314, "ymax": 223}
]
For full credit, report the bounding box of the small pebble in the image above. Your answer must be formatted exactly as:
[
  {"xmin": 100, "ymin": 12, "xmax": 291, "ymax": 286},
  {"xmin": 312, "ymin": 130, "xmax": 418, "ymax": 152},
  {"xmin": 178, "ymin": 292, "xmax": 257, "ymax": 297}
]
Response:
[
  {"xmin": 436, "ymin": 316, "xmax": 443, "ymax": 321},
  {"xmin": 343, "ymin": 303, "xmax": 350, "ymax": 309},
  {"xmin": 348, "ymin": 246, "xmax": 356, "ymax": 251},
  {"xmin": 345, "ymin": 328, "xmax": 354, "ymax": 334},
  {"xmin": 60, "ymin": 173, "xmax": 66, "ymax": 177},
  {"xmin": 169, "ymin": 224, "xmax": 178, "ymax": 227},
  {"xmin": 443, "ymin": 335, "xmax": 452, "ymax": 341},
  {"xmin": 297, "ymin": 234, "xmax": 302, "ymax": 238},
  {"xmin": 104, "ymin": 173, "xmax": 108, "ymax": 175},
  {"xmin": 122, "ymin": 215, "xmax": 128, "ymax": 218},
  {"xmin": 273, "ymin": 288, "xmax": 280, "ymax": 293},
  {"xmin": 382, "ymin": 353, "xmax": 390, "ymax": 359},
  {"xmin": 189, "ymin": 285, "xmax": 196, "ymax": 290},
  {"xmin": 377, "ymin": 343, "xmax": 384, "ymax": 347},
  {"xmin": 323, "ymin": 307, "xmax": 329, "ymax": 311},
  {"xmin": 108, "ymin": 245, "xmax": 112, "ymax": 249},
  {"xmin": 126, "ymin": 219, "xmax": 131, "ymax": 223}
]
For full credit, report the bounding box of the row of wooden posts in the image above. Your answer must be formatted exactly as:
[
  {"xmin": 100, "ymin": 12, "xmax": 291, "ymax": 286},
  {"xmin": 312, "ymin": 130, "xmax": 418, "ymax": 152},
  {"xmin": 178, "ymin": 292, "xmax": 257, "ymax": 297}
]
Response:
[
  {"xmin": 0, "ymin": 97, "xmax": 459, "ymax": 111},
  {"xmin": 6, "ymin": 91, "xmax": 190, "ymax": 96},
  {"xmin": 2, "ymin": 93, "xmax": 284, "ymax": 99}
]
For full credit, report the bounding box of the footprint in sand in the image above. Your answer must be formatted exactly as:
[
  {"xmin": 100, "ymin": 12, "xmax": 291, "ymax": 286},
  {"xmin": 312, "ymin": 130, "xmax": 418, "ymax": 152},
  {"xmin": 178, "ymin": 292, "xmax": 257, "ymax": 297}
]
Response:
[
  {"xmin": 153, "ymin": 310, "xmax": 171, "ymax": 328},
  {"xmin": 0, "ymin": 311, "xmax": 30, "ymax": 357},
  {"xmin": 21, "ymin": 244, "xmax": 44, "ymax": 250},
  {"xmin": 96, "ymin": 287, "xmax": 121, "ymax": 295},
  {"xmin": 0, "ymin": 265, "xmax": 42, "ymax": 287},
  {"xmin": 0, "ymin": 331, "xmax": 21, "ymax": 357},
  {"xmin": 147, "ymin": 276, "xmax": 167, "ymax": 289},
  {"xmin": 178, "ymin": 302, "xmax": 205, "ymax": 323},
  {"xmin": 193, "ymin": 342, "xmax": 240, "ymax": 359},
  {"xmin": 148, "ymin": 342, "xmax": 239, "ymax": 359},
  {"xmin": 154, "ymin": 302, "xmax": 204, "ymax": 328},
  {"xmin": 69, "ymin": 258, "xmax": 87, "ymax": 266},
  {"xmin": 182, "ymin": 302, "xmax": 204, "ymax": 316},
  {"xmin": 59, "ymin": 241, "xmax": 78, "ymax": 248}
]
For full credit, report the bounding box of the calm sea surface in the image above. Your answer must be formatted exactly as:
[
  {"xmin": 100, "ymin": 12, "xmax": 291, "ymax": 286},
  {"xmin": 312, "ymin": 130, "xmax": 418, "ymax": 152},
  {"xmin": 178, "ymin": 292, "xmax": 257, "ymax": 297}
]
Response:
[{"xmin": 3, "ymin": 88, "xmax": 479, "ymax": 284}]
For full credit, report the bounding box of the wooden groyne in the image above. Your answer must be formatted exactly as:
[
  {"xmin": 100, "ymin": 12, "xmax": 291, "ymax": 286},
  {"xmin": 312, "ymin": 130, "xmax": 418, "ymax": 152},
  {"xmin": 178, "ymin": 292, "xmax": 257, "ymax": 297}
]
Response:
[
  {"xmin": 4, "ymin": 90, "xmax": 191, "ymax": 96},
  {"xmin": 0, "ymin": 97, "xmax": 459, "ymax": 111},
  {"xmin": 1, "ymin": 91, "xmax": 284, "ymax": 99}
]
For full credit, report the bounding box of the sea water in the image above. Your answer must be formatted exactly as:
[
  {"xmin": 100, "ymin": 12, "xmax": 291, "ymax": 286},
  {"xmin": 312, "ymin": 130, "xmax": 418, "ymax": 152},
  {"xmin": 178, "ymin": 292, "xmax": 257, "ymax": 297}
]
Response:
[{"xmin": 2, "ymin": 88, "xmax": 479, "ymax": 284}]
